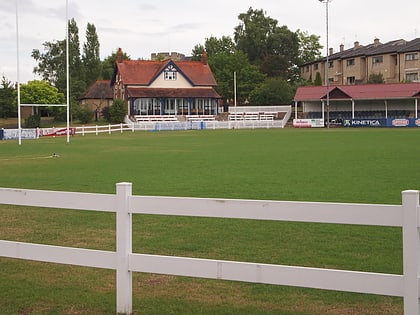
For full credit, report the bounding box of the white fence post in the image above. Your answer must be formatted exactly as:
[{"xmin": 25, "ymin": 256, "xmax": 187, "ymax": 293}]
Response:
[
  {"xmin": 116, "ymin": 182, "xmax": 133, "ymax": 314},
  {"xmin": 402, "ymin": 190, "xmax": 420, "ymax": 315}
]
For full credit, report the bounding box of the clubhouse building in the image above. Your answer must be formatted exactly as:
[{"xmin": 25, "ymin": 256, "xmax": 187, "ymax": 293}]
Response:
[{"xmin": 110, "ymin": 49, "xmax": 221, "ymax": 117}]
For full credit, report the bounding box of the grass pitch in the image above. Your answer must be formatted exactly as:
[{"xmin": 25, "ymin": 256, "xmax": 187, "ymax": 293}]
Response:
[{"xmin": 0, "ymin": 128, "xmax": 419, "ymax": 314}]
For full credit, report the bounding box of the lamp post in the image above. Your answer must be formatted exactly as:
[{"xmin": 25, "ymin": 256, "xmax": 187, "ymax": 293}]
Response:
[{"xmin": 319, "ymin": 0, "xmax": 332, "ymax": 128}]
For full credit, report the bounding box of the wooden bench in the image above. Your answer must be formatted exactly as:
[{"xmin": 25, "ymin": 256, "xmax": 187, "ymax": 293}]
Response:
[{"xmin": 135, "ymin": 115, "xmax": 178, "ymax": 122}]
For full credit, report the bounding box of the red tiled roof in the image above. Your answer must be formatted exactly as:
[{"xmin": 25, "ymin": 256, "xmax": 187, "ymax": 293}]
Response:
[
  {"xmin": 294, "ymin": 83, "xmax": 420, "ymax": 101},
  {"xmin": 116, "ymin": 60, "xmax": 217, "ymax": 86},
  {"xmin": 79, "ymin": 80, "xmax": 113, "ymax": 100},
  {"xmin": 127, "ymin": 87, "xmax": 220, "ymax": 98}
]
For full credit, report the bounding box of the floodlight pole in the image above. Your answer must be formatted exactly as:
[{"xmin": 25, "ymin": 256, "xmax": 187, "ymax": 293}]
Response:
[{"xmin": 319, "ymin": 0, "xmax": 332, "ymax": 128}]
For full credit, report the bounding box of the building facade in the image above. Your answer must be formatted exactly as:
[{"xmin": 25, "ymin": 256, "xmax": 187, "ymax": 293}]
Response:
[
  {"xmin": 79, "ymin": 80, "xmax": 114, "ymax": 120},
  {"xmin": 111, "ymin": 49, "xmax": 220, "ymax": 117},
  {"xmin": 301, "ymin": 38, "xmax": 420, "ymax": 85}
]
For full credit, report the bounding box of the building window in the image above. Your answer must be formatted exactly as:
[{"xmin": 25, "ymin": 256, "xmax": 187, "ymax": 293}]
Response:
[
  {"xmin": 346, "ymin": 59, "xmax": 355, "ymax": 66},
  {"xmin": 372, "ymin": 56, "xmax": 383, "ymax": 64},
  {"xmin": 314, "ymin": 63, "xmax": 319, "ymax": 70},
  {"xmin": 406, "ymin": 72, "xmax": 419, "ymax": 82},
  {"xmin": 164, "ymin": 64, "xmax": 177, "ymax": 80},
  {"xmin": 347, "ymin": 76, "xmax": 356, "ymax": 84},
  {"xmin": 328, "ymin": 61, "xmax": 333, "ymax": 68},
  {"xmin": 405, "ymin": 53, "xmax": 419, "ymax": 61}
]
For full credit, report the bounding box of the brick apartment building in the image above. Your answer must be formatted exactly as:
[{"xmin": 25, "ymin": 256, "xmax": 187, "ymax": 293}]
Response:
[{"xmin": 300, "ymin": 38, "xmax": 420, "ymax": 85}]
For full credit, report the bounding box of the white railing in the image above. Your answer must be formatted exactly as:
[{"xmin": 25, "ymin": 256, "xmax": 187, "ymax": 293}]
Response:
[
  {"xmin": 75, "ymin": 123, "xmax": 134, "ymax": 135},
  {"xmin": 0, "ymin": 183, "xmax": 419, "ymax": 314}
]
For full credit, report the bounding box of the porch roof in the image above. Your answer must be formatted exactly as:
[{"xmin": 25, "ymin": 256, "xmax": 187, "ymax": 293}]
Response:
[{"xmin": 294, "ymin": 83, "xmax": 420, "ymax": 102}]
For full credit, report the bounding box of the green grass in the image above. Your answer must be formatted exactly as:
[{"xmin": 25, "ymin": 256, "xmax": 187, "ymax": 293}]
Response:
[{"xmin": 1, "ymin": 128, "xmax": 419, "ymax": 314}]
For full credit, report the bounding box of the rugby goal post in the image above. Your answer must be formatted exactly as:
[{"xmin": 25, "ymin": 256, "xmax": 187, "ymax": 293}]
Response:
[{"xmin": 15, "ymin": 0, "xmax": 70, "ymax": 145}]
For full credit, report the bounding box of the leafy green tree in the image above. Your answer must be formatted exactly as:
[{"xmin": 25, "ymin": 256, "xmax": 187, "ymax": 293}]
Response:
[
  {"xmin": 19, "ymin": 80, "xmax": 65, "ymax": 121},
  {"xmin": 191, "ymin": 36, "xmax": 236, "ymax": 60},
  {"xmin": 249, "ymin": 77, "xmax": 294, "ymax": 105},
  {"xmin": 32, "ymin": 40, "xmax": 65, "ymax": 88},
  {"xmin": 108, "ymin": 99, "xmax": 127, "ymax": 123},
  {"xmin": 260, "ymin": 54, "xmax": 289, "ymax": 78},
  {"xmin": 367, "ymin": 73, "xmax": 385, "ymax": 84},
  {"xmin": 83, "ymin": 23, "xmax": 101, "ymax": 86},
  {"xmin": 32, "ymin": 19, "xmax": 87, "ymax": 105},
  {"xmin": 234, "ymin": 7, "xmax": 278, "ymax": 64},
  {"xmin": 314, "ymin": 72, "xmax": 322, "ymax": 86},
  {"xmin": 0, "ymin": 76, "xmax": 16, "ymax": 118},
  {"xmin": 67, "ymin": 18, "xmax": 86, "ymax": 106},
  {"xmin": 209, "ymin": 51, "xmax": 265, "ymax": 104},
  {"xmin": 75, "ymin": 105, "xmax": 93, "ymax": 124},
  {"xmin": 19, "ymin": 80, "xmax": 64, "ymax": 105},
  {"xmin": 296, "ymin": 29, "xmax": 322, "ymax": 65},
  {"xmin": 25, "ymin": 114, "xmax": 41, "ymax": 128},
  {"xmin": 100, "ymin": 49, "xmax": 130, "ymax": 80},
  {"xmin": 234, "ymin": 7, "xmax": 302, "ymax": 82}
]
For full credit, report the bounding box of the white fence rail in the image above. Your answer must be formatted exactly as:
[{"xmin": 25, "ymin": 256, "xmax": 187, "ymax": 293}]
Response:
[
  {"xmin": 75, "ymin": 123, "xmax": 134, "ymax": 135},
  {"xmin": 0, "ymin": 183, "xmax": 419, "ymax": 314}
]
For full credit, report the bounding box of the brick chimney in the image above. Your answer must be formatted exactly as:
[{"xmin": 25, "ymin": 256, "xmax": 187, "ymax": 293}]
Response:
[
  {"xmin": 329, "ymin": 47, "xmax": 334, "ymax": 56},
  {"xmin": 374, "ymin": 38, "xmax": 381, "ymax": 46},
  {"xmin": 201, "ymin": 50, "xmax": 208, "ymax": 65},
  {"xmin": 340, "ymin": 44, "xmax": 344, "ymax": 52},
  {"xmin": 354, "ymin": 41, "xmax": 360, "ymax": 48},
  {"xmin": 116, "ymin": 48, "xmax": 123, "ymax": 63}
]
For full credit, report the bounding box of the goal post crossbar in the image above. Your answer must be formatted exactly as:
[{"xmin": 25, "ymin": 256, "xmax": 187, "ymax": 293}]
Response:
[{"xmin": 20, "ymin": 104, "xmax": 67, "ymax": 107}]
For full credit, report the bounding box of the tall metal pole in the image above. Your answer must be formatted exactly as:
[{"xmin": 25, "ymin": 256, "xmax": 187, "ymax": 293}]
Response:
[{"xmin": 319, "ymin": 0, "xmax": 332, "ymax": 128}]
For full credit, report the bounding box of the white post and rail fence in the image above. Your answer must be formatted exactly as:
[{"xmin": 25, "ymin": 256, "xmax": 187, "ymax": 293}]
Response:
[{"xmin": 0, "ymin": 183, "xmax": 419, "ymax": 314}]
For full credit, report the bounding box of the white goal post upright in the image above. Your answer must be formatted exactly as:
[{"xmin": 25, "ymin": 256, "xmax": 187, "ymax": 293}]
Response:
[
  {"xmin": 15, "ymin": 0, "xmax": 70, "ymax": 144},
  {"xmin": 65, "ymin": 0, "xmax": 70, "ymax": 143}
]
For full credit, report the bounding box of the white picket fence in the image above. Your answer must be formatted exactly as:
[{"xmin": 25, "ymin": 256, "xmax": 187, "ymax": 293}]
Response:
[{"xmin": 0, "ymin": 183, "xmax": 419, "ymax": 314}]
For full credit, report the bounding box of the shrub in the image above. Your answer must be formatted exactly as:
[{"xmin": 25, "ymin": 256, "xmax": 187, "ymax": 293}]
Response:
[
  {"xmin": 109, "ymin": 99, "xmax": 127, "ymax": 123},
  {"xmin": 25, "ymin": 114, "xmax": 41, "ymax": 128},
  {"xmin": 76, "ymin": 106, "xmax": 94, "ymax": 124}
]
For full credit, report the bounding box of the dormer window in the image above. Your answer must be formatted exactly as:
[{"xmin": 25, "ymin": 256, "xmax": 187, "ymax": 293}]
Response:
[{"xmin": 164, "ymin": 64, "xmax": 177, "ymax": 80}]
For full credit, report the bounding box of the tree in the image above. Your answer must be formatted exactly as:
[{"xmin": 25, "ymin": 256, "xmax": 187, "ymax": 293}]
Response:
[
  {"xmin": 296, "ymin": 29, "xmax": 322, "ymax": 65},
  {"xmin": 191, "ymin": 36, "xmax": 236, "ymax": 60},
  {"xmin": 233, "ymin": 8, "xmax": 304, "ymax": 82},
  {"xmin": 249, "ymin": 77, "xmax": 294, "ymax": 105},
  {"xmin": 32, "ymin": 19, "xmax": 87, "ymax": 104},
  {"xmin": 314, "ymin": 72, "xmax": 322, "ymax": 86},
  {"xmin": 19, "ymin": 80, "xmax": 65, "ymax": 121},
  {"xmin": 208, "ymin": 51, "xmax": 265, "ymax": 104},
  {"xmin": 234, "ymin": 7, "xmax": 278, "ymax": 65},
  {"xmin": 0, "ymin": 76, "xmax": 16, "ymax": 118},
  {"xmin": 108, "ymin": 99, "xmax": 127, "ymax": 123},
  {"xmin": 83, "ymin": 23, "xmax": 101, "ymax": 86},
  {"xmin": 75, "ymin": 105, "xmax": 93, "ymax": 124},
  {"xmin": 367, "ymin": 73, "xmax": 385, "ymax": 84},
  {"xmin": 100, "ymin": 49, "xmax": 130, "ymax": 80},
  {"xmin": 32, "ymin": 40, "xmax": 65, "ymax": 88},
  {"xmin": 67, "ymin": 18, "xmax": 86, "ymax": 106},
  {"xmin": 19, "ymin": 80, "xmax": 64, "ymax": 105},
  {"xmin": 260, "ymin": 54, "xmax": 289, "ymax": 78}
]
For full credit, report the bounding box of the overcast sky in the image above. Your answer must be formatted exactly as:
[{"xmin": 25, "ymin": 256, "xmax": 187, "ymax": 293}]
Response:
[{"xmin": 1, "ymin": 0, "xmax": 419, "ymax": 83}]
